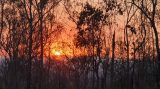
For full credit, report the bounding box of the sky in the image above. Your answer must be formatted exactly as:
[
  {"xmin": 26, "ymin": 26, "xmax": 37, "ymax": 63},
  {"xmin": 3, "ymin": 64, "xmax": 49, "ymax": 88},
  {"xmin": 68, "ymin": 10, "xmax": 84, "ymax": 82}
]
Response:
[
  {"xmin": 48, "ymin": 0, "xmax": 160, "ymax": 58},
  {"xmin": 53, "ymin": 0, "xmax": 125, "ymax": 41},
  {"xmin": 47, "ymin": 0, "xmax": 125, "ymax": 57}
]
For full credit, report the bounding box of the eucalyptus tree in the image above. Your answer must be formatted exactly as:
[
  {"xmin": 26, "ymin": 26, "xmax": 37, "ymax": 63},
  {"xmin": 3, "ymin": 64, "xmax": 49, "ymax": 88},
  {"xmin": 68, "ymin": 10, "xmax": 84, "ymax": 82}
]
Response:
[
  {"xmin": 74, "ymin": 3, "xmax": 106, "ymax": 89},
  {"xmin": 0, "ymin": 1, "xmax": 30, "ymax": 89},
  {"xmin": 130, "ymin": 0, "xmax": 160, "ymax": 88},
  {"xmin": 33, "ymin": 0, "xmax": 61, "ymax": 89},
  {"xmin": 103, "ymin": 0, "xmax": 124, "ymax": 89}
]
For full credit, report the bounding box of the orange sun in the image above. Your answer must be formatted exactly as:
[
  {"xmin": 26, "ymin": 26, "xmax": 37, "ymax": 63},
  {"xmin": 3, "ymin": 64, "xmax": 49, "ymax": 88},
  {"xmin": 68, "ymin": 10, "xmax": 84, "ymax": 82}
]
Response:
[
  {"xmin": 51, "ymin": 49, "xmax": 62, "ymax": 56},
  {"xmin": 54, "ymin": 51, "xmax": 61, "ymax": 56}
]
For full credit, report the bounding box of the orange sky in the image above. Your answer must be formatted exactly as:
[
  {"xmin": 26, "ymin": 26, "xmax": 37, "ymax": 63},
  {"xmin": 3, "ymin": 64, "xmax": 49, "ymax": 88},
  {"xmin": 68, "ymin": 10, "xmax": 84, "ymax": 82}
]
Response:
[{"xmin": 48, "ymin": 0, "xmax": 160, "ymax": 60}]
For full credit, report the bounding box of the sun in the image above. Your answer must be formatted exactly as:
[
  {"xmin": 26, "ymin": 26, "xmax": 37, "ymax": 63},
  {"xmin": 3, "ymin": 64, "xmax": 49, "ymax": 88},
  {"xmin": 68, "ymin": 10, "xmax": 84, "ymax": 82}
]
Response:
[
  {"xmin": 54, "ymin": 51, "xmax": 61, "ymax": 56},
  {"xmin": 51, "ymin": 49, "xmax": 62, "ymax": 56}
]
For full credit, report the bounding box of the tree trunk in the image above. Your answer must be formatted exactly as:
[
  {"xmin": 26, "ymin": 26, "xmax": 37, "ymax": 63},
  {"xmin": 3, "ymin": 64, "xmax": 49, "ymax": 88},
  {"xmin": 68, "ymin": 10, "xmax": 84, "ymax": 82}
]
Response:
[
  {"xmin": 0, "ymin": 1, "xmax": 4, "ymax": 39},
  {"xmin": 152, "ymin": 22, "xmax": 160, "ymax": 88},
  {"xmin": 111, "ymin": 31, "xmax": 115, "ymax": 89},
  {"xmin": 27, "ymin": 1, "xmax": 33, "ymax": 89},
  {"xmin": 39, "ymin": 7, "xmax": 44, "ymax": 89}
]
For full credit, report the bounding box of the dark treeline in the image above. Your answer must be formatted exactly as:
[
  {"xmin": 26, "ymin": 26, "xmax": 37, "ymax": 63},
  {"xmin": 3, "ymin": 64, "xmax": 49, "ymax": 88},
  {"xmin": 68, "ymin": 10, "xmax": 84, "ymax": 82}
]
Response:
[{"xmin": 0, "ymin": 0, "xmax": 160, "ymax": 89}]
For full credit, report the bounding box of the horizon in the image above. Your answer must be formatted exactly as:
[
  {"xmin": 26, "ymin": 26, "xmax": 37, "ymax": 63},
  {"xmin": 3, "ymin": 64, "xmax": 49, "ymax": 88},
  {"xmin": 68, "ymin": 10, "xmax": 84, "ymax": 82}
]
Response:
[{"xmin": 0, "ymin": 0, "xmax": 160, "ymax": 89}]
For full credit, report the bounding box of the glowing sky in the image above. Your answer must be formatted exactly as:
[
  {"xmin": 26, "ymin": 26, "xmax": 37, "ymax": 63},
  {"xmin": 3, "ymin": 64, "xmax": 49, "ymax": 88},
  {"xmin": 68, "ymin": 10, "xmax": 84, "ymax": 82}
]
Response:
[{"xmin": 49, "ymin": 0, "xmax": 160, "ymax": 58}]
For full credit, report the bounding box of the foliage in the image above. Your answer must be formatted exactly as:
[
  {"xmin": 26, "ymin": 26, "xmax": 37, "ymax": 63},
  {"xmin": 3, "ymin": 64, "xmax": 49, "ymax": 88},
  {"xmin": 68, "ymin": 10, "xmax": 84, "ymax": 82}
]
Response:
[{"xmin": 75, "ymin": 3, "xmax": 106, "ymax": 49}]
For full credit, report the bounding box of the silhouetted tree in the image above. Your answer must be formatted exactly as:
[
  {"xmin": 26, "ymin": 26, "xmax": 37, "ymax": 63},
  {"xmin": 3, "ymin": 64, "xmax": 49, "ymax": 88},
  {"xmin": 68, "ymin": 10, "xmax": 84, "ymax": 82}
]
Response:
[
  {"xmin": 75, "ymin": 3, "xmax": 106, "ymax": 89},
  {"xmin": 131, "ymin": 0, "xmax": 160, "ymax": 88}
]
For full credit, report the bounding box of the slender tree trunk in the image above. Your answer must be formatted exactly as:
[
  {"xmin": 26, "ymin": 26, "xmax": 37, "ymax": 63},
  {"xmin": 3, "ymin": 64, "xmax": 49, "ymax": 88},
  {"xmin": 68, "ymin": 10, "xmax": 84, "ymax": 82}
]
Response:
[
  {"xmin": 47, "ymin": 40, "xmax": 51, "ymax": 89},
  {"xmin": 92, "ymin": 46, "xmax": 95, "ymax": 89},
  {"xmin": 39, "ymin": 6, "xmax": 44, "ymax": 89},
  {"xmin": 27, "ymin": 1, "xmax": 33, "ymax": 89},
  {"xmin": 131, "ymin": 44, "xmax": 136, "ymax": 89},
  {"xmin": 0, "ymin": 1, "xmax": 4, "ymax": 39},
  {"xmin": 27, "ymin": 21, "xmax": 33, "ymax": 89},
  {"xmin": 126, "ymin": 27, "xmax": 130, "ymax": 89},
  {"xmin": 111, "ymin": 31, "xmax": 115, "ymax": 89},
  {"xmin": 152, "ymin": 23, "xmax": 160, "ymax": 88}
]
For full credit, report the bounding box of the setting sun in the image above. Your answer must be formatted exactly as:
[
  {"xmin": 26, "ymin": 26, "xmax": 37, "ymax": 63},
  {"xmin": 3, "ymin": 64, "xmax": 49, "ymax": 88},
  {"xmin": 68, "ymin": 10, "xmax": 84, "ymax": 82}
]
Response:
[
  {"xmin": 54, "ymin": 51, "xmax": 61, "ymax": 56},
  {"xmin": 51, "ymin": 49, "xmax": 62, "ymax": 56},
  {"xmin": 1, "ymin": 0, "xmax": 160, "ymax": 89}
]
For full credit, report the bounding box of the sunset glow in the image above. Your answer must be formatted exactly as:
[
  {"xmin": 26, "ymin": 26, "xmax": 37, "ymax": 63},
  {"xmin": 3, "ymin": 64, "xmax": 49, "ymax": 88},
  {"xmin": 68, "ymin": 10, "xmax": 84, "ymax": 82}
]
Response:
[
  {"xmin": 51, "ymin": 49, "xmax": 62, "ymax": 56},
  {"xmin": 54, "ymin": 51, "xmax": 61, "ymax": 56},
  {"xmin": 1, "ymin": 0, "xmax": 160, "ymax": 89}
]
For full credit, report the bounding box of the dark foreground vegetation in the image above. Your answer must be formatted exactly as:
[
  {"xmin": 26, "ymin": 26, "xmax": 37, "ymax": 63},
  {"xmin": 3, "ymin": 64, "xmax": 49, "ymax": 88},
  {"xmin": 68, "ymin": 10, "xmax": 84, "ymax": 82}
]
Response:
[
  {"xmin": 0, "ymin": 56, "xmax": 159, "ymax": 89},
  {"xmin": 0, "ymin": 0, "xmax": 160, "ymax": 89}
]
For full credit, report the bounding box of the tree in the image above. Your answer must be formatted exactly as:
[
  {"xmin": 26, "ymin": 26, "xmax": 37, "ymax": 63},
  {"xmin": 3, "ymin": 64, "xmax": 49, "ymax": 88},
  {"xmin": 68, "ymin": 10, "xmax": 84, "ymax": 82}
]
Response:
[
  {"xmin": 75, "ymin": 3, "xmax": 106, "ymax": 89},
  {"xmin": 0, "ymin": 0, "xmax": 5, "ymax": 39},
  {"xmin": 34, "ymin": 0, "xmax": 61, "ymax": 88},
  {"xmin": 110, "ymin": 31, "xmax": 115, "ymax": 89},
  {"xmin": 131, "ymin": 0, "xmax": 160, "ymax": 88}
]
